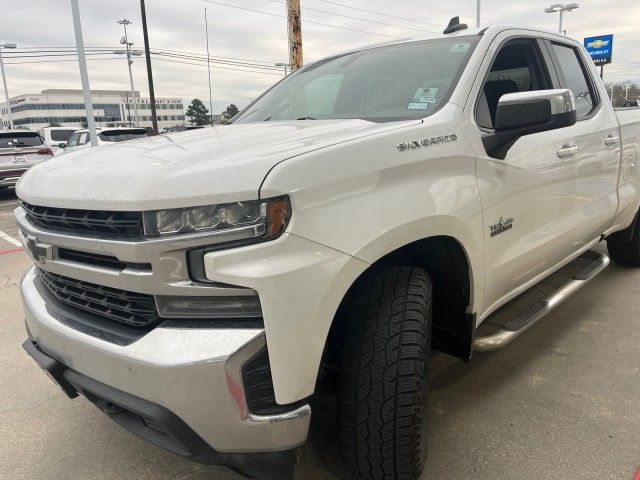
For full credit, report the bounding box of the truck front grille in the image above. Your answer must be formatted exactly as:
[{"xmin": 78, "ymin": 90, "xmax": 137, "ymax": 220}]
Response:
[
  {"xmin": 37, "ymin": 269, "xmax": 160, "ymax": 328},
  {"xmin": 21, "ymin": 202, "xmax": 144, "ymax": 237}
]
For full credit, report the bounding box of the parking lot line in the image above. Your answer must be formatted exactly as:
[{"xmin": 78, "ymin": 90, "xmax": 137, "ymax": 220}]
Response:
[
  {"xmin": 0, "ymin": 229, "xmax": 21, "ymax": 247},
  {"xmin": 0, "ymin": 247, "xmax": 23, "ymax": 256}
]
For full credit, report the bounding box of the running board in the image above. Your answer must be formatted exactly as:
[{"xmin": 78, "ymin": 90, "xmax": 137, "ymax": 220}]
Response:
[{"xmin": 474, "ymin": 250, "xmax": 610, "ymax": 352}]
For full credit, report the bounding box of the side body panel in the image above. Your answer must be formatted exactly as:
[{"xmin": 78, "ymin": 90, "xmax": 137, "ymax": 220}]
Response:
[
  {"xmin": 253, "ymin": 105, "xmax": 485, "ymax": 402},
  {"xmin": 610, "ymin": 108, "xmax": 640, "ymax": 233}
]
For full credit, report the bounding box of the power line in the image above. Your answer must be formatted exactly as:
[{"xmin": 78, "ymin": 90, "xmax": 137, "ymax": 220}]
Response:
[
  {"xmin": 152, "ymin": 47, "xmax": 278, "ymax": 66},
  {"xmin": 386, "ymin": 0, "xmax": 531, "ymax": 26},
  {"xmin": 312, "ymin": 0, "xmax": 445, "ymax": 28},
  {"xmin": 264, "ymin": 0, "xmax": 440, "ymax": 33},
  {"xmin": 202, "ymin": 0, "xmax": 402, "ymax": 38},
  {"xmin": 151, "ymin": 51, "xmax": 282, "ymax": 72},
  {"xmin": 5, "ymin": 58, "xmax": 123, "ymax": 65},
  {"xmin": 152, "ymin": 56, "xmax": 283, "ymax": 76}
]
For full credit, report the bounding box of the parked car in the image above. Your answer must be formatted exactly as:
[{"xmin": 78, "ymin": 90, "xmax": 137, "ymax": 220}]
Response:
[
  {"xmin": 623, "ymin": 99, "xmax": 639, "ymax": 107},
  {"xmin": 59, "ymin": 127, "xmax": 150, "ymax": 154},
  {"xmin": 40, "ymin": 127, "xmax": 77, "ymax": 153},
  {"xmin": 15, "ymin": 21, "xmax": 640, "ymax": 480},
  {"xmin": 0, "ymin": 130, "xmax": 53, "ymax": 191}
]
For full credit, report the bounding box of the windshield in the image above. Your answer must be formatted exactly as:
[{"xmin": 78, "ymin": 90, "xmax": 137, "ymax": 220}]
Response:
[
  {"xmin": 0, "ymin": 132, "xmax": 43, "ymax": 148},
  {"xmin": 235, "ymin": 37, "xmax": 478, "ymax": 124},
  {"xmin": 98, "ymin": 129, "xmax": 148, "ymax": 142}
]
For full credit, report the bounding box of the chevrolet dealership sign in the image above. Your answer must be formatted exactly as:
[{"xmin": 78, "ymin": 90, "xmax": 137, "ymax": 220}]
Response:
[{"xmin": 584, "ymin": 34, "xmax": 614, "ymax": 65}]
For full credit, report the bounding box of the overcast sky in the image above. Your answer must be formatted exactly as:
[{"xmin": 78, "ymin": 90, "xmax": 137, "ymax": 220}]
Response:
[{"xmin": 2, "ymin": 0, "xmax": 639, "ymax": 114}]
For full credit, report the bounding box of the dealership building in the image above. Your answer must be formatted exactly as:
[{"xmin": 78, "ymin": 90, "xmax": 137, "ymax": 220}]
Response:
[{"xmin": 0, "ymin": 89, "xmax": 185, "ymax": 131}]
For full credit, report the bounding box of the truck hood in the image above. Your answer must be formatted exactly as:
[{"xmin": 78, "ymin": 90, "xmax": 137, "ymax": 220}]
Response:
[{"xmin": 17, "ymin": 119, "xmax": 419, "ymax": 210}]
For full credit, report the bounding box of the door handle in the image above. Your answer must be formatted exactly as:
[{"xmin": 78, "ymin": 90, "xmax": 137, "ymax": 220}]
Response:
[
  {"xmin": 557, "ymin": 145, "xmax": 579, "ymax": 158},
  {"xmin": 604, "ymin": 135, "xmax": 619, "ymax": 146}
]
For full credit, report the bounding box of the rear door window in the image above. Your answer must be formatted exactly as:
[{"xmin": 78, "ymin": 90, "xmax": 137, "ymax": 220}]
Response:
[
  {"xmin": 550, "ymin": 42, "xmax": 598, "ymax": 119},
  {"xmin": 50, "ymin": 129, "xmax": 76, "ymax": 142},
  {"xmin": 98, "ymin": 129, "xmax": 148, "ymax": 142},
  {"xmin": 0, "ymin": 132, "xmax": 44, "ymax": 148}
]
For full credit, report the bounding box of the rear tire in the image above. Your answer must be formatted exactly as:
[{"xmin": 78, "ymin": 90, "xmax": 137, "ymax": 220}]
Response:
[
  {"xmin": 338, "ymin": 265, "xmax": 432, "ymax": 480},
  {"xmin": 607, "ymin": 213, "xmax": 640, "ymax": 267}
]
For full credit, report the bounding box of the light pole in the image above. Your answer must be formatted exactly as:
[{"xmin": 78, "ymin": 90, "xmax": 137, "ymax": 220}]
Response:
[
  {"xmin": 204, "ymin": 8, "xmax": 214, "ymax": 126},
  {"xmin": 476, "ymin": 0, "xmax": 481, "ymax": 27},
  {"xmin": 0, "ymin": 42, "xmax": 17, "ymax": 129},
  {"xmin": 275, "ymin": 62, "xmax": 290, "ymax": 77},
  {"xmin": 544, "ymin": 3, "xmax": 579, "ymax": 35},
  {"xmin": 70, "ymin": 0, "xmax": 97, "ymax": 146},
  {"xmin": 115, "ymin": 19, "xmax": 141, "ymax": 126},
  {"xmin": 624, "ymin": 82, "xmax": 631, "ymax": 101}
]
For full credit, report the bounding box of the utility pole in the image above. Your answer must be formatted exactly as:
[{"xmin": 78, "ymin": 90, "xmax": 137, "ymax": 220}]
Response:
[
  {"xmin": 286, "ymin": 0, "xmax": 303, "ymax": 71},
  {"xmin": 0, "ymin": 42, "xmax": 17, "ymax": 129},
  {"xmin": 476, "ymin": 0, "xmax": 481, "ymax": 27},
  {"xmin": 116, "ymin": 19, "xmax": 140, "ymax": 126},
  {"xmin": 204, "ymin": 7, "xmax": 214, "ymax": 126},
  {"xmin": 624, "ymin": 82, "xmax": 631, "ymax": 101},
  {"xmin": 139, "ymin": 0, "xmax": 158, "ymax": 133},
  {"xmin": 70, "ymin": 0, "xmax": 97, "ymax": 146}
]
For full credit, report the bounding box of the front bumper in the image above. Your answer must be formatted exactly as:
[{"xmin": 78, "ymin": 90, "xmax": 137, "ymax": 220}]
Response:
[{"xmin": 21, "ymin": 267, "xmax": 311, "ymax": 458}]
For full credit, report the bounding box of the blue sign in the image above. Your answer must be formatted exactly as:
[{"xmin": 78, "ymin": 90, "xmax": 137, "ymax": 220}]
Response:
[{"xmin": 584, "ymin": 34, "xmax": 613, "ymax": 65}]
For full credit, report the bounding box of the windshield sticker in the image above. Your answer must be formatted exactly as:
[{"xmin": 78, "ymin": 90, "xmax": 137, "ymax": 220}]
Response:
[
  {"xmin": 407, "ymin": 102, "xmax": 429, "ymax": 110},
  {"xmin": 450, "ymin": 42, "xmax": 471, "ymax": 53},
  {"xmin": 413, "ymin": 87, "xmax": 438, "ymax": 104}
]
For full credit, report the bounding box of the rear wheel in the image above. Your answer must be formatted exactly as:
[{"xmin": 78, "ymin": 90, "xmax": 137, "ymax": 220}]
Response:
[
  {"xmin": 338, "ymin": 265, "xmax": 432, "ymax": 480},
  {"xmin": 607, "ymin": 212, "xmax": 640, "ymax": 267}
]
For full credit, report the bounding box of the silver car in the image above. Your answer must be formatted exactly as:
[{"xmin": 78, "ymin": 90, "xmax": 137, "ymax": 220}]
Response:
[{"xmin": 0, "ymin": 130, "xmax": 53, "ymax": 191}]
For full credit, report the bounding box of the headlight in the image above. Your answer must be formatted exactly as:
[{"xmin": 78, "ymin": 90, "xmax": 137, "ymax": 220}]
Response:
[{"xmin": 143, "ymin": 196, "xmax": 291, "ymax": 240}]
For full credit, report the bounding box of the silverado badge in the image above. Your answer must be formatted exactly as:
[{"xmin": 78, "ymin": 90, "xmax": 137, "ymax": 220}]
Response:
[
  {"xmin": 396, "ymin": 134, "xmax": 457, "ymax": 152},
  {"xmin": 490, "ymin": 217, "xmax": 513, "ymax": 237}
]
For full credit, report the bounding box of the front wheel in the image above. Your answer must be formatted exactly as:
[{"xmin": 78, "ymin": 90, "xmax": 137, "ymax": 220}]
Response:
[{"xmin": 338, "ymin": 265, "xmax": 432, "ymax": 480}]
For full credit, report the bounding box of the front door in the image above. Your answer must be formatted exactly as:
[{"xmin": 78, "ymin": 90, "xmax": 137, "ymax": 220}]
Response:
[{"xmin": 471, "ymin": 36, "xmax": 583, "ymax": 316}]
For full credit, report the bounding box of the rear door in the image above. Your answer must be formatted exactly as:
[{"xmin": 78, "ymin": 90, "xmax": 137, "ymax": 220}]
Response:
[
  {"xmin": 470, "ymin": 35, "xmax": 583, "ymax": 315},
  {"xmin": 546, "ymin": 40, "xmax": 621, "ymax": 244}
]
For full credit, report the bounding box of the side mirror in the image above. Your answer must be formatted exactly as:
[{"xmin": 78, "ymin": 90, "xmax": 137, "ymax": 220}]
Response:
[
  {"xmin": 483, "ymin": 89, "xmax": 576, "ymax": 159},
  {"xmin": 58, "ymin": 143, "xmax": 66, "ymax": 148}
]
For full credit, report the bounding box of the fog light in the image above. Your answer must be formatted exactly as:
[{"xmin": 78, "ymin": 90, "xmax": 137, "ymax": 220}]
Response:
[{"xmin": 155, "ymin": 295, "xmax": 262, "ymax": 319}]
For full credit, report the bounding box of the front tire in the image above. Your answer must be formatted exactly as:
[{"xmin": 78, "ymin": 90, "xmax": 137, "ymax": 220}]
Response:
[{"xmin": 338, "ymin": 266, "xmax": 432, "ymax": 480}]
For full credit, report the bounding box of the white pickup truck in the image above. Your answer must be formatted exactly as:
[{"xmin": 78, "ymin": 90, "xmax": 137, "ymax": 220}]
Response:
[{"xmin": 15, "ymin": 21, "xmax": 640, "ymax": 480}]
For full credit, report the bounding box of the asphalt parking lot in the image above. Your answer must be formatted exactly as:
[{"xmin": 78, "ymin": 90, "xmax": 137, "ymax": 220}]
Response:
[{"xmin": 1, "ymin": 186, "xmax": 639, "ymax": 480}]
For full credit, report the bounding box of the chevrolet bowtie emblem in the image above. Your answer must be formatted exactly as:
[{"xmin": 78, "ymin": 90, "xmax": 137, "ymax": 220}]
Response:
[{"xmin": 24, "ymin": 234, "xmax": 56, "ymax": 264}]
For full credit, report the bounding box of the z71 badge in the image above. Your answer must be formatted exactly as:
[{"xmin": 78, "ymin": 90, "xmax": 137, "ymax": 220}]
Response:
[
  {"xmin": 396, "ymin": 134, "xmax": 457, "ymax": 152},
  {"xmin": 490, "ymin": 217, "xmax": 513, "ymax": 237}
]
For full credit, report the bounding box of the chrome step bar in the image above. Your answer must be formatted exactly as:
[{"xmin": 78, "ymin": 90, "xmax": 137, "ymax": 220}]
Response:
[{"xmin": 474, "ymin": 250, "xmax": 610, "ymax": 352}]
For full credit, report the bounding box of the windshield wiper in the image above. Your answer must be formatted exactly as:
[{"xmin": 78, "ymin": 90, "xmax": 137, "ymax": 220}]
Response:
[{"xmin": 296, "ymin": 116, "xmax": 317, "ymax": 120}]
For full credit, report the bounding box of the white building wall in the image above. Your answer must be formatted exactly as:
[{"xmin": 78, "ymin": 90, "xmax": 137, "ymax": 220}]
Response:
[{"xmin": 0, "ymin": 90, "xmax": 185, "ymax": 131}]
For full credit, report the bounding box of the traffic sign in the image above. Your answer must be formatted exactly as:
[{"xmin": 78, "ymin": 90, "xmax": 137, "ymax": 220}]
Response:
[{"xmin": 584, "ymin": 34, "xmax": 613, "ymax": 65}]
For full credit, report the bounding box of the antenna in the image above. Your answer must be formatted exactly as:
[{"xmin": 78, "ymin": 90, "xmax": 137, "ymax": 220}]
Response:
[{"xmin": 443, "ymin": 16, "xmax": 468, "ymax": 34}]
